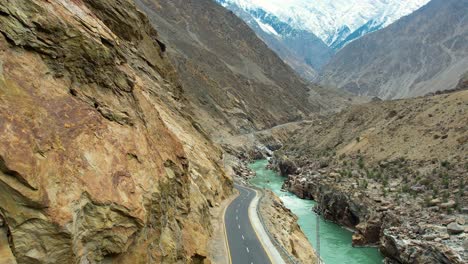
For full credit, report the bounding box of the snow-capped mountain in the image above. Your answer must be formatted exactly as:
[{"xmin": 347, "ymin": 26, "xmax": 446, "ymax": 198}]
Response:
[{"xmin": 217, "ymin": 0, "xmax": 430, "ymax": 50}]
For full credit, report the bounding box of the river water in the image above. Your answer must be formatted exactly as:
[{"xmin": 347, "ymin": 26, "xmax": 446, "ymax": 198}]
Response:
[{"xmin": 249, "ymin": 160, "xmax": 383, "ymax": 264}]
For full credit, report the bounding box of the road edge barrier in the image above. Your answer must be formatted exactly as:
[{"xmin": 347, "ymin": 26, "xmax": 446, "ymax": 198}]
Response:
[{"xmin": 248, "ymin": 184, "xmax": 300, "ymax": 264}]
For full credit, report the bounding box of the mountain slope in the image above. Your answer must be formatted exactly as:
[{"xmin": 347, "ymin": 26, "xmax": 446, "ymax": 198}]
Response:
[
  {"xmin": 320, "ymin": 0, "xmax": 468, "ymax": 99},
  {"xmin": 279, "ymin": 89, "xmax": 468, "ymax": 263},
  {"xmin": 0, "ymin": 0, "xmax": 231, "ymax": 263},
  {"xmin": 135, "ymin": 0, "xmax": 345, "ymax": 139}
]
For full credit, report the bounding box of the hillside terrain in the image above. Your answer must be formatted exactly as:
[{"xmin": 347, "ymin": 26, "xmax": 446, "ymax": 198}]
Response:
[
  {"xmin": 321, "ymin": 0, "xmax": 468, "ymax": 99},
  {"xmin": 274, "ymin": 90, "xmax": 468, "ymax": 263},
  {"xmin": 135, "ymin": 0, "xmax": 351, "ymax": 139}
]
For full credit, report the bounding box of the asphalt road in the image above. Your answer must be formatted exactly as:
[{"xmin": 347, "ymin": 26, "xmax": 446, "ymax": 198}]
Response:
[{"xmin": 225, "ymin": 184, "xmax": 272, "ymax": 264}]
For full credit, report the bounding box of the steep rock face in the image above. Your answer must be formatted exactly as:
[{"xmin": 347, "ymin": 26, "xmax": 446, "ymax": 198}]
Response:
[
  {"xmin": 134, "ymin": 0, "xmax": 330, "ymax": 139},
  {"xmin": 0, "ymin": 0, "xmax": 231, "ymax": 263},
  {"xmin": 321, "ymin": 0, "xmax": 468, "ymax": 99}
]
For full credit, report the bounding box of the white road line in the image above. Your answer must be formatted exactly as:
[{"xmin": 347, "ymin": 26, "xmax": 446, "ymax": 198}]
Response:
[
  {"xmin": 236, "ymin": 215, "xmax": 238, "ymax": 220},
  {"xmin": 238, "ymin": 224, "xmax": 240, "ymax": 229},
  {"xmin": 242, "ymin": 235, "xmax": 245, "ymax": 240},
  {"xmin": 246, "ymin": 247, "xmax": 249, "ymax": 253}
]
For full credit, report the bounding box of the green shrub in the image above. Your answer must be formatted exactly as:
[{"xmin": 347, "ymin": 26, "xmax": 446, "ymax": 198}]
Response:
[
  {"xmin": 361, "ymin": 179, "xmax": 368, "ymax": 189},
  {"xmin": 440, "ymin": 160, "xmax": 450, "ymax": 169},
  {"xmin": 358, "ymin": 157, "xmax": 365, "ymax": 169},
  {"xmin": 402, "ymin": 184, "xmax": 410, "ymax": 193},
  {"xmin": 424, "ymin": 196, "xmax": 432, "ymax": 207},
  {"xmin": 442, "ymin": 174, "xmax": 450, "ymax": 189}
]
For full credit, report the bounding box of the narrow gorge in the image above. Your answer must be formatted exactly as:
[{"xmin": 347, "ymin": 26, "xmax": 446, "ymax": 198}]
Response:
[{"xmin": 0, "ymin": 0, "xmax": 466, "ymax": 264}]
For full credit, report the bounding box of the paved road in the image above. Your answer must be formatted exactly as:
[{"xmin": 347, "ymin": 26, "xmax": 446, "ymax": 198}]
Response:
[{"xmin": 225, "ymin": 184, "xmax": 272, "ymax": 264}]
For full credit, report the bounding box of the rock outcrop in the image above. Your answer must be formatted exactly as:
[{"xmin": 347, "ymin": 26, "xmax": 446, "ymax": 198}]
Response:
[{"xmin": 0, "ymin": 0, "xmax": 231, "ymax": 263}]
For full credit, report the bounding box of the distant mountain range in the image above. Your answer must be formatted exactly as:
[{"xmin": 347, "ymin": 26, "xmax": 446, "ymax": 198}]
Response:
[
  {"xmin": 320, "ymin": 0, "xmax": 468, "ymax": 99},
  {"xmin": 216, "ymin": 0, "xmax": 430, "ymax": 80}
]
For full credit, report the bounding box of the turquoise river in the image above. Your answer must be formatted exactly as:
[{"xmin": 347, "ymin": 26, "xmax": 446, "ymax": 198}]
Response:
[{"xmin": 249, "ymin": 159, "xmax": 384, "ymax": 264}]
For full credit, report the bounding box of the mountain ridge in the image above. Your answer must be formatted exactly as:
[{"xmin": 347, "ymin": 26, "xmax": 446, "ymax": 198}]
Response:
[
  {"xmin": 320, "ymin": 0, "xmax": 468, "ymax": 99},
  {"xmin": 216, "ymin": 0, "xmax": 429, "ymax": 50}
]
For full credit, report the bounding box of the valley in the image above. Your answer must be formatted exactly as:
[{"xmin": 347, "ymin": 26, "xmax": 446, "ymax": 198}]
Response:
[{"xmin": 0, "ymin": 0, "xmax": 466, "ymax": 264}]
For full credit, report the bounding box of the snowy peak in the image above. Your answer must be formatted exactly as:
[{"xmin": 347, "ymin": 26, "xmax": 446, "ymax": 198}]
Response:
[{"xmin": 217, "ymin": 0, "xmax": 430, "ymax": 49}]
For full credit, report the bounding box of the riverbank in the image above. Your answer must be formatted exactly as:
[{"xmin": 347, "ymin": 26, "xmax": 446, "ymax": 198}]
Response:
[{"xmin": 249, "ymin": 160, "xmax": 383, "ymax": 264}]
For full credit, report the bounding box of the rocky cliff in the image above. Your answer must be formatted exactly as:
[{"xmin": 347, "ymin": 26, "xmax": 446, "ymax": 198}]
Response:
[
  {"xmin": 320, "ymin": 0, "xmax": 468, "ymax": 99},
  {"xmin": 0, "ymin": 0, "xmax": 232, "ymax": 263}
]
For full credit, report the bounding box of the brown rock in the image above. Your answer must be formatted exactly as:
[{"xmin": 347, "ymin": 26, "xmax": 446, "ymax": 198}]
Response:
[
  {"xmin": 0, "ymin": 1, "xmax": 232, "ymax": 263},
  {"xmin": 352, "ymin": 233, "xmax": 366, "ymax": 246},
  {"xmin": 429, "ymin": 198, "xmax": 441, "ymax": 206},
  {"xmin": 440, "ymin": 200, "xmax": 456, "ymax": 209}
]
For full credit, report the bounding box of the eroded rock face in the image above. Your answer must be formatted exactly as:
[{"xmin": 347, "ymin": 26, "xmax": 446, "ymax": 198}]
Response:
[{"xmin": 0, "ymin": 0, "xmax": 231, "ymax": 263}]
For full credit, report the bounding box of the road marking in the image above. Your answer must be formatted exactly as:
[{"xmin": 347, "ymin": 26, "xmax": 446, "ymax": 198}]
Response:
[
  {"xmin": 246, "ymin": 247, "xmax": 250, "ymax": 253},
  {"xmin": 224, "ymin": 191, "xmax": 241, "ymax": 264},
  {"xmin": 242, "ymin": 235, "xmax": 245, "ymax": 240},
  {"xmin": 236, "ymin": 215, "xmax": 238, "ymax": 220},
  {"xmin": 238, "ymin": 224, "xmax": 240, "ymax": 229}
]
